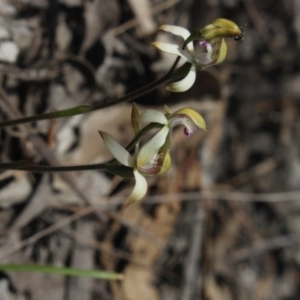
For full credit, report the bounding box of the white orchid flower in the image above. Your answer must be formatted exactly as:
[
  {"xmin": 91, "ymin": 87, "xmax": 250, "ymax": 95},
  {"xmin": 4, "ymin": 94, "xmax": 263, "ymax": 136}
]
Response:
[
  {"xmin": 99, "ymin": 126, "xmax": 170, "ymax": 207},
  {"xmin": 152, "ymin": 25, "xmax": 226, "ymax": 92},
  {"xmin": 99, "ymin": 105, "xmax": 206, "ymax": 206},
  {"xmin": 152, "ymin": 19, "xmax": 243, "ymax": 92}
]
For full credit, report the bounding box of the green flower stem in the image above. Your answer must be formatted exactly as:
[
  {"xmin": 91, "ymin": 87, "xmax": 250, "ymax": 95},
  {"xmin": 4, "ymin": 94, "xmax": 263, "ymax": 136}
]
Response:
[
  {"xmin": 0, "ymin": 264, "xmax": 123, "ymax": 280},
  {"xmin": 0, "ymin": 122, "xmax": 165, "ymax": 175},
  {"xmin": 0, "ymin": 63, "xmax": 190, "ymax": 128},
  {"xmin": 0, "ymin": 161, "xmax": 107, "ymax": 172},
  {"xmin": 0, "ymin": 161, "xmax": 133, "ymax": 178}
]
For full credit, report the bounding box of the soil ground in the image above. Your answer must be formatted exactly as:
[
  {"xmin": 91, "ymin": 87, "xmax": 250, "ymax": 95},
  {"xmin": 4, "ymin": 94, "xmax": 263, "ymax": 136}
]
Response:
[{"xmin": 0, "ymin": 1, "xmax": 300, "ymax": 299}]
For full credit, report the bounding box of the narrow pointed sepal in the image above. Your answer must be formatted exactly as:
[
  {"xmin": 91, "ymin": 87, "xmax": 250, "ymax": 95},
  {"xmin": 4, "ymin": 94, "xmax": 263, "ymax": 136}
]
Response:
[
  {"xmin": 98, "ymin": 131, "xmax": 134, "ymax": 167},
  {"xmin": 138, "ymin": 110, "xmax": 167, "ymax": 125},
  {"xmin": 159, "ymin": 25, "xmax": 194, "ymax": 53},
  {"xmin": 158, "ymin": 150, "xmax": 171, "ymax": 175},
  {"xmin": 137, "ymin": 126, "xmax": 169, "ymax": 168},
  {"xmin": 152, "ymin": 41, "xmax": 193, "ymax": 63},
  {"xmin": 126, "ymin": 169, "xmax": 148, "ymax": 207},
  {"xmin": 159, "ymin": 25, "xmax": 191, "ymax": 40},
  {"xmin": 166, "ymin": 64, "xmax": 196, "ymax": 92},
  {"xmin": 214, "ymin": 38, "xmax": 227, "ymax": 65},
  {"xmin": 164, "ymin": 105, "xmax": 172, "ymax": 114}
]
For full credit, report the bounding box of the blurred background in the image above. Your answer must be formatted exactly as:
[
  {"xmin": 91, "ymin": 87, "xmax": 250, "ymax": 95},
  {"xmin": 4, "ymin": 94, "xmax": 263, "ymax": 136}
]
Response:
[{"xmin": 0, "ymin": 0, "xmax": 299, "ymax": 299}]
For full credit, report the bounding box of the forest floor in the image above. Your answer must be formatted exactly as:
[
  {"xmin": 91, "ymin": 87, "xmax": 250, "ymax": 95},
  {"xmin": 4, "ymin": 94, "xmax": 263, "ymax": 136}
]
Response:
[{"xmin": 0, "ymin": 0, "xmax": 300, "ymax": 299}]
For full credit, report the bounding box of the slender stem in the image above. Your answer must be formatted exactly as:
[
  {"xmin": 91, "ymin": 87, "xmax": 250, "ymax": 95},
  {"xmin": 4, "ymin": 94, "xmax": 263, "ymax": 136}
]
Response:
[
  {"xmin": 0, "ymin": 161, "xmax": 105, "ymax": 172},
  {"xmin": 0, "ymin": 123, "xmax": 164, "ymax": 174},
  {"xmin": 0, "ymin": 68, "xmax": 179, "ymax": 128},
  {"xmin": 0, "ymin": 161, "xmax": 133, "ymax": 177},
  {"xmin": 91, "ymin": 74, "xmax": 169, "ymax": 110},
  {"xmin": 0, "ymin": 29, "xmax": 195, "ymax": 129},
  {"xmin": 0, "ymin": 40, "xmax": 192, "ymax": 128}
]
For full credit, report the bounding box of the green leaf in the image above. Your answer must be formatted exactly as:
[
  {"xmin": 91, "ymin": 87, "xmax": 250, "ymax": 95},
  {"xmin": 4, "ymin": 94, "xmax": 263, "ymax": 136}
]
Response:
[{"xmin": 0, "ymin": 264, "xmax": 123, "ymax": 280}]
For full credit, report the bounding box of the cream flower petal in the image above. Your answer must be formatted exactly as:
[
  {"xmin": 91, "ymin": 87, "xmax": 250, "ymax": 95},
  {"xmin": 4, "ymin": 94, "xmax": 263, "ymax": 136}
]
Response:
[
  {"xmin": 139, "ymin": 110, "xmax": 167, "ymax": 125},
  {"xmin": 171, "ymin": 108, "xmax": 207, "ymax": 131},
  {"xmin": 160, "ymin": 25, "xmax": 191, "ymax": 40},
  {"xmin": 152, "ymin": 41, "xmax": 193, "ymax": 63},
  {"xmin": 137, "ymin": 126, "xmax": 169, "ymax": 168},
  {"xmin": 169, "ymin": 108, "xmax": 206, "ymax": 137},
  {"xmin": 99, "ymin": 131, "xmax": 134, "ymax": 167},
  {"xmin": 158, "ymin": 150, "xmax": 172, "ymax": 175},
  {"xmin": 159, "ymin": 25, "xmax": 194, "ymax": 53},
  {"xmin": 214, "ymin": 38, "xmax": 227, "ymax": 65},
  {"xmin": 166, "ymin": 63, "xmax": 196, "ymax": 92},
  {"xmin": 126, "ymin": 169, "xmax": 148, "ymax": 207}
]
